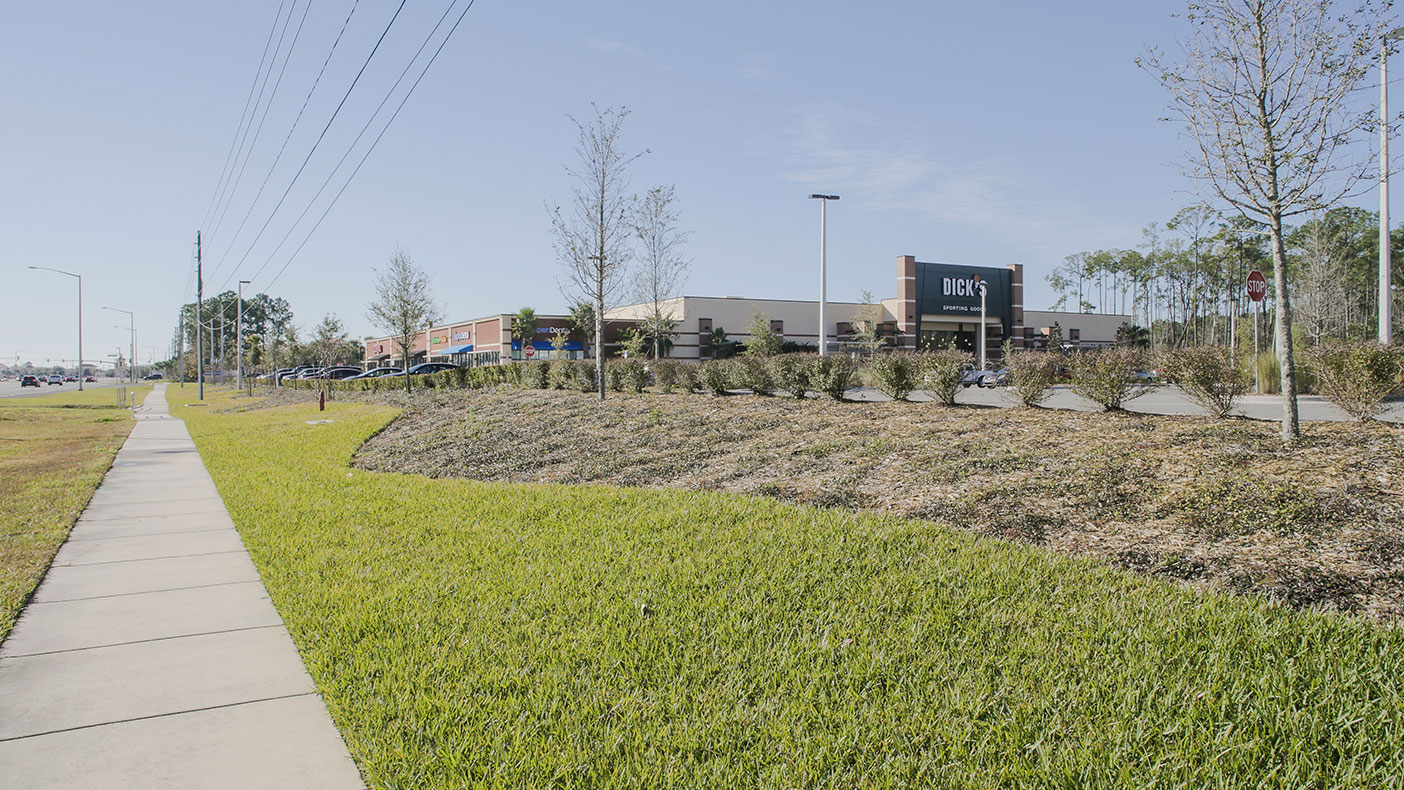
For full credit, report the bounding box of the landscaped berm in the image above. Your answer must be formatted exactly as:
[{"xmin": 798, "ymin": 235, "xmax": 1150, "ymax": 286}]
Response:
[{"xmin": 181, "ymin": 386, "xmax": 1403, "ymax": 788}]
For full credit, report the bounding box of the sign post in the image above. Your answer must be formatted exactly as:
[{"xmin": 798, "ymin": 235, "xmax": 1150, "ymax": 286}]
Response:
[{"xmin": 1246, "ymin": 270, "xmax": 1267, "ymax": 391}]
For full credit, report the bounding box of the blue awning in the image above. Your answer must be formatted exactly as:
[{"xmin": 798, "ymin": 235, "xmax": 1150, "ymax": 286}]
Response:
[
  {"xmin": 445, "ymin": 344, "xmax": 473, "ymax": 354},
  {"xmin": 511, "ymin": 340, "xmax": 583, "ymax": 351}
]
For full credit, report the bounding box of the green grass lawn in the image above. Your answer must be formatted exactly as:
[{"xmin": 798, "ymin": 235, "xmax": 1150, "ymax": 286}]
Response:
[
  {"xmin": 173, "ymin": 388, "xmax": 1404, "ymax": 789},
  {"xmin": 0, "ymin": 384, "xmax": 150, "ymax": 643}
]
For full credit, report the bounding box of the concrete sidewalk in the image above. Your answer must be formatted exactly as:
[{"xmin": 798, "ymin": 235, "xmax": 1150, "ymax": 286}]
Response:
[{"xmin": 0, "ymin": 384, "xmax": 364, "ymax": 789}]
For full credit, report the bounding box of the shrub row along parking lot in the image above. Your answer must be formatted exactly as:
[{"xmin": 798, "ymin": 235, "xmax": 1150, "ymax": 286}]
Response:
[
  {"xmin": 243, "ymin": 383, "xmax": 1404, "ymax": 625},
  {"xmin": 182, "ymin": 387, "xmax": 1404, "ymax": 787}
]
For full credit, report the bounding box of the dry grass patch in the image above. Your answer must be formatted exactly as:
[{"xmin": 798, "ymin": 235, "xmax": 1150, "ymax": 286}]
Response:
[{"xmin": 0, "ymin": 387, "xmax": 148, "ymax": 643}]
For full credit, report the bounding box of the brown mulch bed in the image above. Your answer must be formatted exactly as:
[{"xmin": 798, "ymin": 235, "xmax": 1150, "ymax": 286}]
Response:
[{"xmin": 261, "ymin": 386, "xmax": 1404, "ymax": 625}]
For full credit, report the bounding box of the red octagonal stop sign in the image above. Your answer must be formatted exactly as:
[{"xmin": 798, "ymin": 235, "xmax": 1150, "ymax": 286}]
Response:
[{"xmin": 1246, "ymin": 270, "xmax": 1267, "ymax": 302}]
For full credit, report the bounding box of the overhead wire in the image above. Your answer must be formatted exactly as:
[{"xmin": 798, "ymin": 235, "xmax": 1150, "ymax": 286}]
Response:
[
  {"xmin": 206, "ymin": 0, "xmax": 314, "ymax": 261},
  {"xmin": 199, "ymin": 0, "xmax": 290, "ymax": 233},
  {"xmin": 207, "ymin": 0, "xmax": 362, "ymax": 280},
  {"xmin": 211, "ymin": 0, "xmax": 410, "ymax": 285},
  {"xmin": 239, "ymin": 0, "xmax": 473, "ymax": 289},
  {"xmin": 262, "ymin": 0, "xmax": 478, "ymax": 292}
]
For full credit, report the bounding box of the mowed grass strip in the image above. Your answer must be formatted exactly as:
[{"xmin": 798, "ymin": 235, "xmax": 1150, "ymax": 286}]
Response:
[
  {"xmin": 175, "ymin": 389, "xmax": 1404, "ymax": 789},
  {"xmin": 0, "ymin": 385, "xmax": 150, "ymax": 643}
]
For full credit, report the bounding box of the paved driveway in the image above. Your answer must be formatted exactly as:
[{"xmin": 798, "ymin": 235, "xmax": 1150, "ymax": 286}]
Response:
[{"xmin": 848, "ymin": 384, "xmax": 1404, "ymax": 423}]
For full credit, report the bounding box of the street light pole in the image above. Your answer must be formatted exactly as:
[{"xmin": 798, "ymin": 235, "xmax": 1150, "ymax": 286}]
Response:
[
  {"xmin": 1382, "ymin": 28, "xmax": 1404, "ymax": 344},
  {"xmin": 808, "ymin": 194, "xmax": 840, "ymax": 355},
  {"xmin": 976, "ymin": 278, "xmax": 988, "ymax": 371},
  {"xmin": 28, "ymin": 266, "xmax": 83, "ymax": 391},
  {"xmin": 103, "ymin": 307, "xmax": 136, "ymax": 383},
  {"xmin": 236, "ymin": 280, "xmax": 250, "ymax": 389}
]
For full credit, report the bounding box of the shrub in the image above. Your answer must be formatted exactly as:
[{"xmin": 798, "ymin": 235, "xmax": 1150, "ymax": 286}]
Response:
[
  {"xmin": 1068, "ymin": 347, "xmax": 1151, "ymax": 412},
  {"xmin": 672, "ymin": 362, "xmax": 699, "ymax": 394},
  {"xmin": 547, "ymin": 360, "xmax": 574, "ymax": 390},
  {"xmin": 614, "ymin": 358, "xmax": 648, "ymax": 394},
  {"xmin": 920, "ymin": 349, "xmax": 972, "ymax": 407},
  {"xmin": 769, "ymin": 354, "xmax": 811, "ymax": 399},
  {"xmin": 568, "ymin": 360, "xmax": 597, "ymax": 393},
  {"xmin": 868, "ymin": 351, "xmax": 920, "ymax": 401},
  {"xmin": 519, "ymin": 361, "xmax": 550, "ymax": 389},
  {"xmin": 1308, "ymin": 342, "xmax": 1404, "ymax": 421},
  {"xmin": 697, "ymin": 359, "xmax": 733, "ymax": 396},
  {"xmin": 1163, "ymin": 346, "xmax": 1249, "ymax": 419},
  {"xmin": 1003, "ymin": 350, "xmax": 1060, "ymax": 407},
  {"xmin": 731, "ymin": 356, "xmax": 775, "ymax": 395},
  {"xmin": 651, "ymin": 359, "xmax": 683, "ymax": 392},
  {"xmin": 806, "ymin": 355, "xmax": 857, "ymax": 401},
  {"xmin": 744, "ymin": 312, "xmax": 783, "ymax": 357}
]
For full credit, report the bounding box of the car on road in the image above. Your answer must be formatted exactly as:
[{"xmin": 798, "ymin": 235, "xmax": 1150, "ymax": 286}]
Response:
[
  {"xmin": 84, "ymin": 376, "xmax": 97, "ymax": 383},
  {"xmin": 64, "ymin": 375, "xmax": 78, "ymax": 382},
  {"xmin": 21, "ymin": 375, "xmax": 40, "ymax": 387},
  {"xmin": 46, "ymin": 375, "xmax": 63, "ymax": 385},
  {"xmin": 142, "ymin": 372, "xmax": 163, "ymax": 380},
  {"xmin": 345, "ymin": 366, "xmax": 402, "ymax": 380}
]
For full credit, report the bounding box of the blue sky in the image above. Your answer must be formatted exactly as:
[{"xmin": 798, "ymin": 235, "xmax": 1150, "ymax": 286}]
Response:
[{"xmin": 0, "ymin": 0, "xmax": 1382, "ymax": 365}]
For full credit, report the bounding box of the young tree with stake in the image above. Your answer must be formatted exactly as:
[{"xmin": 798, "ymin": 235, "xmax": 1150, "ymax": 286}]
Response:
[
  {"xmin": 367, "ymin": 248, "xmax": 440, "ymax": 393},
  {"xmin": 1141, "ymin": 0, "xmax": 1386, "ymax": 441},
  {"xmin": 550, "ymin": 105, "xmax": 647, "ymax": 399}
]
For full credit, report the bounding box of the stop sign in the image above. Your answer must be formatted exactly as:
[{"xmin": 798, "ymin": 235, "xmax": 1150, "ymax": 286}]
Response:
[
  {"xmin": 523, "ymin": 344, "xmax": 535, "ymax": 358},
  {"xmin": 1246, "ymin": 270, "xmax": 1267, "ymax": 302}
]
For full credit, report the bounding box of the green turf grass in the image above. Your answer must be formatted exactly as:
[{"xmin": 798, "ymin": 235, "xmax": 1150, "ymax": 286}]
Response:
[{"xmin": 173, "ymin": 388, "xmax": 1404, "ymax": 789}]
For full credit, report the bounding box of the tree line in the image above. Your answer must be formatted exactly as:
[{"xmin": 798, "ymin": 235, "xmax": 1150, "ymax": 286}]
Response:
[{"xmin": 167, "ymin": 291, "xmax": 361, "ymax": 378}]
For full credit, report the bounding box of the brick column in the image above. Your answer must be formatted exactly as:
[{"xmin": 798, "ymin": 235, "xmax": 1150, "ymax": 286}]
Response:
[
  {"xmin": 1007, "ymin": 263, "xmax": 1025, "ymax": 351},
  {"xmin": 896, "ymin": 255, "xmax": 917, "ymax": 349}
]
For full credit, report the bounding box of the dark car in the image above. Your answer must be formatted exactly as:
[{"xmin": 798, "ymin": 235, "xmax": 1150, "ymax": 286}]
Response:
[
  {"xmin": 142, "ymin": 372, "xmax": 163, "ymax": 380},
  {"xmin": 387, "ymin": 362, "xmax": 460, "ymax": 377},
  {"xmin": 345, "ymin": 367, "xmax": 402, "ymax": 380},
  {"xmin": 21, "ymin": 375, "xmax": 40, "ymax": 388},
  {"xmin": 84, "ymin": 376, "xmax": 97, "ymax": 383},
  {"xmin": 320, "ymin": 367, "xmax": 364, "ymax": 380}
]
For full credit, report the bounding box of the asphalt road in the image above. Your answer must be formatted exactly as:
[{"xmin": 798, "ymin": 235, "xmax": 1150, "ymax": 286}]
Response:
[
  {"xmin": 0, "ymin": 378, "xmax": 134, "ymax": 401},
  {"xmin": 848, "ymin": 384, "xmax": 1404, "ymax": 423}
]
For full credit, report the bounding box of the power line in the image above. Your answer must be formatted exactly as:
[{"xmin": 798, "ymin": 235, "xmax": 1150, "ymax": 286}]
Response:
[
  {"xmin": 200, "ymin": 0, "xmax": 292, "ymax": 233},
  {"xmin": 206, "ymin": 0, "xmax": 315, "ymax": 259},
  {"xmin": 211, "ymin": 0, "xmax": 409, "ymax": 285},
  {"xmin": 264, "ymin": 0, "xmax": 479, "ymax": 292},
  {"xmin": 208, "ymin": 0, "xmax": 362, "ymax": 279},
  {"xmin": 242, "ymin": 0, "xmax": 472, "ymax": 288}
]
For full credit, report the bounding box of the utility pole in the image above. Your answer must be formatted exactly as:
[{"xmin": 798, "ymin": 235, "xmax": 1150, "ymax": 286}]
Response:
[
  {"xmin": 196, "ymin": 231, "xmax": 204, "ymax": 400},
  {"xmin": 236, "ymin": 280, "xmax": 250, "ymax": 389}
]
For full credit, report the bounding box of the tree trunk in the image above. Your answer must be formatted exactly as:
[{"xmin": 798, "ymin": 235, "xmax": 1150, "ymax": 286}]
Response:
[
  {"xmin": 1268, "ymin": 213, "xmax": 1299, "ymax": 440},
  {"xmin": 595, "ymin": 292, "xmax": 605, "ymax": 400}
]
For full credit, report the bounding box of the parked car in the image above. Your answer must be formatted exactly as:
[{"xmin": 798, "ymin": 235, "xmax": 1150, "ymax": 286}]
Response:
[
  {"xmin": 320, "ymin": 367, "xmax": 364, "ymax": 380},
  {"xmin": 274, "ymin": 366, "xmax": 314, "ymax": 384},
  {"xmin": 294, "ymin": 368, "xmax": 326, "ymax": 380},
  {"xmin": 407, "ymin": 362, "xmax": 460, "ymax": 376},
  {"xmin": 21, "ymin": 375, "xmax": 40, "ymax": 387},
  {"xmin": 345, "ymin": 366, "xmax": 402, "ymax": 380},
  {"xmin": 46, "ymin": 375, "xmax": 63, "ymax": 385}
]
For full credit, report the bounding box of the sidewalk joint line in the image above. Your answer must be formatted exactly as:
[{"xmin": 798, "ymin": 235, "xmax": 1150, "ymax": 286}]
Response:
[
  {"xmin": 0, "ymin": 624, "xmax": 282, "ymax": 660},
  {"xmin": 31, "ymin": 579, "xmax": 261, "ymax": 605},
  {"xmin": 57, "ymin": 550, "xmax": 246, "ymax": 568},
  {"xmin": 65, "ymin": 527, "xmax": 231, "ymax": 543},
  {"xmin": 0, "ymin": 693, "xmax": 316, "ymax": 743}
]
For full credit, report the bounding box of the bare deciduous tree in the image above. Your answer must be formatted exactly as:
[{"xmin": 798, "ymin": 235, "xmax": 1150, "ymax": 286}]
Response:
[
  {"xmin": 631, "ymin": 184, "xmax": 690, "ymax": 359},
  {"xmin": 367, "ymin": 247, "xmax": 440, "ymax": 393},
  {"xmin": 1295, "ymin": 215, "xmax": 1347, "ymax": 343},
  {"xmin": 1141, "ymin": 0, "xmax": 1383, "ymax": 440},
  {"xmin": 549, "ymin": 104, "xmax": 647, "ymax": 398}
]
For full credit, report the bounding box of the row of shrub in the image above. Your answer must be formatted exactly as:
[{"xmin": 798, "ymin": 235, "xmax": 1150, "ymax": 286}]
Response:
[{"xmin": 268, "ymin": 342, "xmax": 1404, "ymax": 422}]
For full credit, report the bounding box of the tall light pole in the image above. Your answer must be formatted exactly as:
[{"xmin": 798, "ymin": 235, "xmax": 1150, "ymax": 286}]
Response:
[
  {"xmin": 1382, "ymin": 28, "xmax": 1404, "ymax": 344},
  {"xmin": 808, "ymin": 194, "xmax": 840, "ymax": 355},
  {"xmin": 975, "ymin": 277, "xmax": 988, "ymax": 371},
  {"xmin": 236, "ymin": 280, "xmax": 251, "ymax": 388},
  {"xmin": 103, "ymin": 307, "xmax": 136, "ymax": 383},
  {"xmin": 28, "ymin": 266, "xmax": 83, "ymax": 391}
]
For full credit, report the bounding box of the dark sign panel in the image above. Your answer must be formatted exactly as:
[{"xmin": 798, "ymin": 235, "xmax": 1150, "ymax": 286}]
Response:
[{"xmin": 914, "ymin": 262, "xmax": 1011, "ymax": 319}]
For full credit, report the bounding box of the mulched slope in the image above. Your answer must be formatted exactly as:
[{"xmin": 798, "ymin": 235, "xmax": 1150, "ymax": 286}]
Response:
[{"xmin": 279, "ymin": 386, "xmax": 1403, "ymax": 624}]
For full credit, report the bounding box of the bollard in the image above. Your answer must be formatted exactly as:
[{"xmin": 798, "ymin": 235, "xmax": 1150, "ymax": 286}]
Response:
[{"xmin": 319, "ymin": 389, "xmax": 325, "ymax": 411}]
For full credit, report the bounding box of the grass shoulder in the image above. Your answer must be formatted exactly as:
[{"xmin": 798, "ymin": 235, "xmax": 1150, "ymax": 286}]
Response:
[{"xmin": 172, "ymin": 387, "xmax": 1404, "ymax": 788}]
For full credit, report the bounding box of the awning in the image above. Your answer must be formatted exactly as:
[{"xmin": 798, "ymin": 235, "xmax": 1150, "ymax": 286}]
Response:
[
  {"xmin": 369, "ymin": 354, "xmax": 390, "ymax": 361},
  {"xmin": 445, "ymin": 344, "xmax": 473, "ymax": 354}
]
